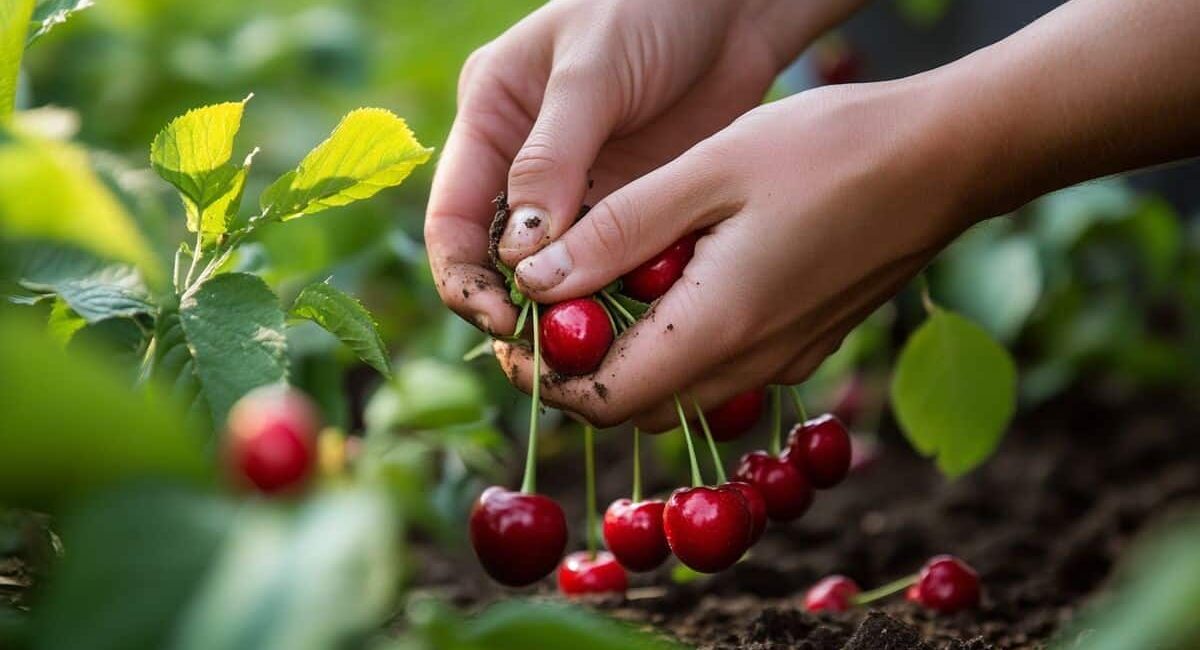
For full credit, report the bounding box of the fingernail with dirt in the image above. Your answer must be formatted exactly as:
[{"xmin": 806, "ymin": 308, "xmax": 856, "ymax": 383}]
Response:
[
  {"xmin": 499, "ymin": 206, "xmax": 548, "ymax": 257},
  {"xmin": 516, "ymin": 241, "xmax": 571, "ymax": 292}
]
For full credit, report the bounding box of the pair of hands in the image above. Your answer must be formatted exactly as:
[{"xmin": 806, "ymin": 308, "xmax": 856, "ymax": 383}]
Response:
[{"xmin": 425, "ymin": 0, "xmax": 978, "ymax": 430}]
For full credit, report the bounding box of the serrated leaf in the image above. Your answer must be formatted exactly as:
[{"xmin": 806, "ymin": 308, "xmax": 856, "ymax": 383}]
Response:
[
  {"xmin": 260, "ymin": 108, "xmax": 432, "ymax": 220},
  {"xmin": 150, "ymin": 99, "xmax": 253, "ymax": 234},
  {"xmin": 47, "ymin": 296, "xmax": 84, "ymax": 345},
  {"xmin": 891, "ymin": 308, "xmax": 1016, "ymax": 477},
  {"xmin": 1, "ymin": 0, "xmax": 35, "ymax": 122},
  {"xmin": 290, "ymin": 281, "xmax": 390, "ymax": 375},
  {"xmin": 18, "ymin": 245, "xmax": 153, "ymax": 322},
  {"xmin": 179, "ymin": 273, "xmax": 288, "ymax": 425},
  {"xmin": 26, "ymin": 0, "xmax": 92, "ymax": 46}
]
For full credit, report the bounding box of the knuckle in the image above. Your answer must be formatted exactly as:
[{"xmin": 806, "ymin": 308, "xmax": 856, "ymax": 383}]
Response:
[
  {"xmin": 583, "ymin": 196, "xmax": 637, "ymax": 263},
  {"xmin": 457, "ymin": 45, "xmax": 494, "ymax": 97},
  {"xmin": 508, "ymin": 136, "xmax": 560, "ymax": 188}
]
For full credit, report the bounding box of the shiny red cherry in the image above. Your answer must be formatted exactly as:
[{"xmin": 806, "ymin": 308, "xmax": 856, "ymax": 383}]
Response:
[
  {"xmin": 804, "ymin": 575, "xmax": 861, "ymax": 612},
  {"xmin": 911, "ymin": 555, "xmax": 981, "ymax": 613},
  {"xmin": 225, "ymin": 385, "xmax": 319, "ymax": 495},
  {"xmin": 469, "ymin": 486, "xmax": 568, "ymax": 587},
  {"xmin": 540, "ymin": 298, "xmax": 613, "ymax": 376},
  {"xmin": 621, "ymin": 233, "xmax": 698, "ymax": 302},
  {"xmin": 702, "ymin": 389, "xmax": 766, "ymax": 441},
  {"xmin": 723, "ymin": 481, "xmax": 767, "ymax": 545},
  {"xmin": 787, "ymin": 414, "xmax": 852, "ymax": 489},
  {"xmin": 556, "ymin": 550, "xmax": 628, "ymax": 596},
  {"xmin": 734, "ymin": 451, "xmax": 814, "ymax": 522},
  {"xmin": 602, "ymin": 498, "xmax": 669, "ymax": 572},
  {"xmin": 663, "ymin": 485, "xmax": 751, "ymax": 573}
]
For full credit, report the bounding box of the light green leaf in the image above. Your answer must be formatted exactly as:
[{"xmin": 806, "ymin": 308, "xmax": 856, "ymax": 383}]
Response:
[
  {"xmin": 364, "ymin": 358, "xmax": 485, "ymax": 432},
  {"xmin": 1, "ymin": 0, "xmax": 34, "ymax": 122},
  {"xmin": 47, "ymin": 296, "xmax": 84, "ymax": 345},
  {"xmin": 179, "ymin": 273, "xmax": 288, "ymax": 425},
  {"xmin": 18, "ymin": 245, "xmax": 153, "ymax": 322},
  {"xmin": 149, "ymin": 98, "xmax": 254, "ymax": 234},
  {"xmin": 290, "ymin": 281, "xmax": 389, "ymax": 375},
  {"xmin": 935, "ymin": 223, "xmax": 1042, "ymax": 342},
  {"xmin": 26, "ymin": 0, "xmax": 92, "ymax": 46},
  {"xmin": 891, "ymin": 308, "xmax": 1017, "ymax": 477},
  {"xmin": 260, "ymin": 108, "xmax": 432, "ymax": 220}
]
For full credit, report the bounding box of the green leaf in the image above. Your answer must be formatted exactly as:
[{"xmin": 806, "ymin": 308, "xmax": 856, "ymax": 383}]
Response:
[
  {"xmin": 174, "ymin": 489, "xmax": 399, "ymax": 650},
  {"xmin": 149, "ymin": 98, "xmax": 254, "ymax": 234},
  {"xmin": 890, "ymin": 308, "xmax": 1017, "ymax": 477},
  {"xmin": 364, "ymin": 358, "xmax": 485, "ymax": 431},
  {"xmin": 26, "ymin": 0, "xmax": 92, "ymax": 46},
  {"xmin": 1, "ymin": 0, "xmax": 34, "ymax": 122},
  {"xmin": 0, "ymin": 312, "xmax": 207, "ymax": 510},
  {"xmin": 179, "ymin": 273, "xmax": 288, "ymax": 425},
  {"xmin": 612, "ymin": 293, "xmax": 650, "ymax": 319},
  {"xmin": 260, "ymin": 108, "xmax": 432, "ymax": 220},
  {"xmin": 151, "ymin": 304, "xmax": 209, "ymax": 426},
  {"xmin": 935, "ymin": 223, "xmax": 1041, "ymax": 342},
  {"xmin": 290, "ymin": 281, "xmax": 390, "ymax": 375},
  {"xmin": 17, "ymin": 245, "xmax": 154, "ymax": 322},
  {"xmin": 46, "ymin": 296, "xmax": 84, "ymax": 345}
]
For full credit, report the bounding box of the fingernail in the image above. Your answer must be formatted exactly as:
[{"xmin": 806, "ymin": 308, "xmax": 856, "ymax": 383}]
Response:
[
  {"xmin": 474, "ymin": 313, "xmax": 493, "ymax": 335},
  {"xmin": 499, "ymin": 206, "xmax": 548, "ymax": 255},
  {"xmin": 516, "ymin": 241, "xmax": 572, "ymax": 292}
]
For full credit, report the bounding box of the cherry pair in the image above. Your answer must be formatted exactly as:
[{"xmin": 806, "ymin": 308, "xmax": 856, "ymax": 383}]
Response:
[{"xmin": 804, "ymin": 555, "xmax": 981, "ymax": 614}]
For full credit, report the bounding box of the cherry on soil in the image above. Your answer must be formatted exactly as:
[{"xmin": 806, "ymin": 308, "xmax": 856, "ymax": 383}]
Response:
[
  {"xmin": 621, "ymin": 233, "xmax": 699, "ymax": 303},
  {"xmin": 909, "ymin": 555, "xmax": 981, "ymax": 613},
  {"xmin": 557, "ymin": 551, "xmax": 628, "ymax": 596},
  {"xmin": 469, "ymin": 486, "xmax": 568, "ymax": 587},
  {"xmin": 225, "ymin": 385, "xmax": 320, "ymax": 495},
  {"xmin": 540, "ymin": 298, "xmax": 613, "ymax": 376},
  {"xmin": 804, "ymin": 575, "xmax": 861, "ymax": 613}
]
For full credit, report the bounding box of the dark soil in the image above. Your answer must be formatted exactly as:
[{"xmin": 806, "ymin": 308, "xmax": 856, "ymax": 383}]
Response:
[{"xmin": 411, "ymin": 390, "xmax": 1200, "ymax": 649}]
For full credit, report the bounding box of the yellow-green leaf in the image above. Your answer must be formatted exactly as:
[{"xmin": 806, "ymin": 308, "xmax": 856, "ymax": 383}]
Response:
[
  {"xmin": 149, "ymin": 98, "xmax": 252, "ymax": 234},
  {"xmin": 1, "ymin": 0, "xmax": 35, "ymax": 123},
  {"xmin": 260, "ymin": 108, "xmax": 432, "ymax": 220}
]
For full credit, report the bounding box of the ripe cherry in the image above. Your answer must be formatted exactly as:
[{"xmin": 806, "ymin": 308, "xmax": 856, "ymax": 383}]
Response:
[
  {"xmin": 787, "ymin": 414, "xmax": 852, "ymax": 489},
  {"xmin": 723, "ymin": 481, "xmax": 767, "ymax": 545},
  {"xmin": 734, "ymin": 451, "xmax": 814, "ymax": 522},
  {"xmin": 602, "ymin": 498, "xmax": 670, "ymax": 572},
  {"xmin": 556, "ymin": 551, "xmax": 628, "ymax": 596},
  {"xmin": 702, "ymin": 389, "xmax": 766, "ymax": 441},
  {"xmin": 540, "ymin": 298, "xmax": 613, "ymax": 376},
  {"xmin": 469, "ymin": 486, "xmax": 568, "ymax": 587},
  {"xmin": 621, "ymin": 233, "xmax": 699, "ymax": 302},
  {"xmin": 663, "ymin": 485, "xmax": 751, "ymax": 573},
  {"xmin": 225, "ymin": 385, "xmax": 319, "ymax": 495},
  {"xmin": 804, "ymin": 575, "xmax": 861, "ymax": 613},
  {"xmin": 910, "ymin": 555, "xmax": 981, "ymax": 613}
]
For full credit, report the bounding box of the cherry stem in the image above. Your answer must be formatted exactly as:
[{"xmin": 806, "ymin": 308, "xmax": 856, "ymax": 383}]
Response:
[
  {"xmin": 519, "ymin": 304, "xmax": 542, "ymax": 494},
  {"xmin": 770, "ymin": 385, "xmax": 783, "ymax": 456},
  {"xmin": 851, "ymin": 573, "xmax": 919, "ymax": 607},
  {"xmin": 917, "ymin": 274, "xmax": 937, "ymax": 316},
  {"xmin": 600, "ymin": 290, "xmax": 637, "ymax": 327},
  {"xmin": 585, "ymin": 424, "xmax": 597, "ymax": 558},
  {"xmin": 674, "ymin": 395, "xmax": 704, "ymax": 488},
  {"xmin": 787, "ymin": 385, "xmax": 809, "ymax": 422},
  {"xmin": 692, "ymin": 398, "xmax": 727, "ymax": 484},
  {"xmin": 632, "ymin": 427, "xmax": 643, "ymax": 503}
]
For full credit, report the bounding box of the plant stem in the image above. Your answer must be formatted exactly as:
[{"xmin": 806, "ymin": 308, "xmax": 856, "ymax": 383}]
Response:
[
  {"xmin": 600, "ymin": 289, "xmax": 637, "ymax": 326},
  {"xmin": 851, "ymin": 573, "xmax": 919, "ymax": 607},
  {"xmin": 520, "ymin": 304, "xmax": 542, "ymax": 494},
  {"xmin": 673, "ymin": 395, "xmax": 704, "ymax": 488},
  {"xmin": 632, "ymin": 427, "xmax": 643, "ymax": 502},
  {"xmin": 770, "ymin": 385, "xmax": 783, "ymax": 456},
  {"xmin": 693, "ymin": 398, "xmax": 727, "ymax": 483},
  {"xmin": 183, "ymin": 229, "xmax": 204, "ymax": 289},
  {"xmin": 917, "ymin": 274, "xmax": 937, "ymax": 315},
  {"xmin": 585, "ymin": 424, "xmax": 597, "ymax": 558},
  {"xmin": 134, "ymin": 335, "xmax": 157, "ymax": 387},
  {"xmin": 787, "ymin": 385, "xmax": 809, "ymax": 423}
]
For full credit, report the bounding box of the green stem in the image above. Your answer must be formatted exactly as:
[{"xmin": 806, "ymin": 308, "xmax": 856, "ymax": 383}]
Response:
[
  {"xmin": 134, "ymin": 335, "xmax": 157, "ymax": 387},
  {"xmin": 851, "ymin": 574, "xmax": 919, "ymax": 607},
  {"xmin": 673, "ymin": 395, "xmax": 704, "ymax": 487},
  {"xmin": 183, "ymin": 229, "xmax": 204, "ymax": 289},
  {"xmin": 585, "ymin": 424, "xmax": 597, "ymax": 557},
  {"xmin": 520, "ymin": 304, "xmax": 542, "ymax": 494},
  {"xmin": 787, "ymin": 385, "xmax": 809, "ymax": 423},
  {"xmin": 916, "ymin": 274, "xmax": 937, "ymax": 315},
  {"xmin": 770, "ymin": 385, "xmax": 783, "ymax": 456},
  {"xmin": 693, "ymin": 399, "xmax": 727, "ymax": 483},
  {"xmin": 632, "ymin": 427, "xmax": 643, "ymax": 502},
  {"xmin": 600, "ymin": 290, "xmax": 637, "ymax": 326}
]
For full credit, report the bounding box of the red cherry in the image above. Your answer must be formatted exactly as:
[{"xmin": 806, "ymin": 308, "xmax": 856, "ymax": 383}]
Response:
[
  {"xmin": 702, "ymin": 389, "xmax": 766, "ymax": 441},
  {"xmin": 602, "ymin": 499, "xmax": 670, "ymax": 572},
  {"xmin": 911, "ymin": 555, "xmax": 981, "ymax": 613},
  {"xmin": 540, "ymin": 298, "xmax": 613, "ymax": 376},
  {"xmin": 621, "ymin": 233, "xmax": 698, "ymax": 302},
  {"xmin": 662, "ymin": 485, "xmax": 751, "ymax": 573},
  {"xmin": 804, "ymin": 575, "xmax": 861, "ymax": 613},
  {"xmin": 556, "ymin": 551, "xmax": 628, "ymax": 596},
  {"xmin": 225, "ymin": 385, "xmax": 319, "ymax": 495},
  {"xmin": 734, "ymin": 451, "xmax": 814, "ymax": 522},
  {"xmin": 469, "ymin": 486, "xmax": 568, "ymax": 587},
  {"xmin": 787, "ymin": 414, "xmax": 852, "ymax": 489},
  {"xmin": 723, "ymin": 481, "xmax": 767, "ymax": 545}
]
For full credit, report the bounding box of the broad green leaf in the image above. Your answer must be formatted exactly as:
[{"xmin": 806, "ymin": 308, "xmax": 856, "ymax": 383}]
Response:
[
  {"xmin": 175, "ymin": 489, "xmax": 399, "ymax": 650},
  {"xmin": 151, "ymin": 304, "xmax": 210, "ymax": 428},
  {"xmin": 0, "ymin": 130, "xmax": 163, "ymax": 282},
  {"xmin": 149, "ymin": 98, "xmax": 254, "ymax": 234},
  {"xmin": 179, "ymin": 273, "xmax": 288, "ymax": 424},
  {"xmin": 260, "ymin": 108, "xmax": 432, "ymax": 220},
  {"xmin": 26, "ymin": 0, "xmax": 92, "ymax": 46},
  {"xmin": 0, "ymin": 312, "xmax": 207, "ymax": 510},
  {"xmin": 364, "ymin": 358, "xmax": 484, "ymax": 432},
  {"xmin": 891, "ymin": 308, "xmax": 1016, "ymax": 477},
  {"xmin": 47, "ymin": 296, "xmax": 84, "ymax": 345},
  {"xmin": 18, "ymin": 245, "xmax": 153, "ymax": 322},
  {"xmin": 32, "ymin": 487, "xmax": 234, "ymax": 650},
  {"xmin": 0, "ymin": 0, "xmax": 34, "ymax": 122},
  {"xmin": 935, "ymin": 223, "xmax": 1041, "ymax": 342},
  {"xmin": 290, "ymin": 281, "xmax": 390, "ymax": 375}
]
